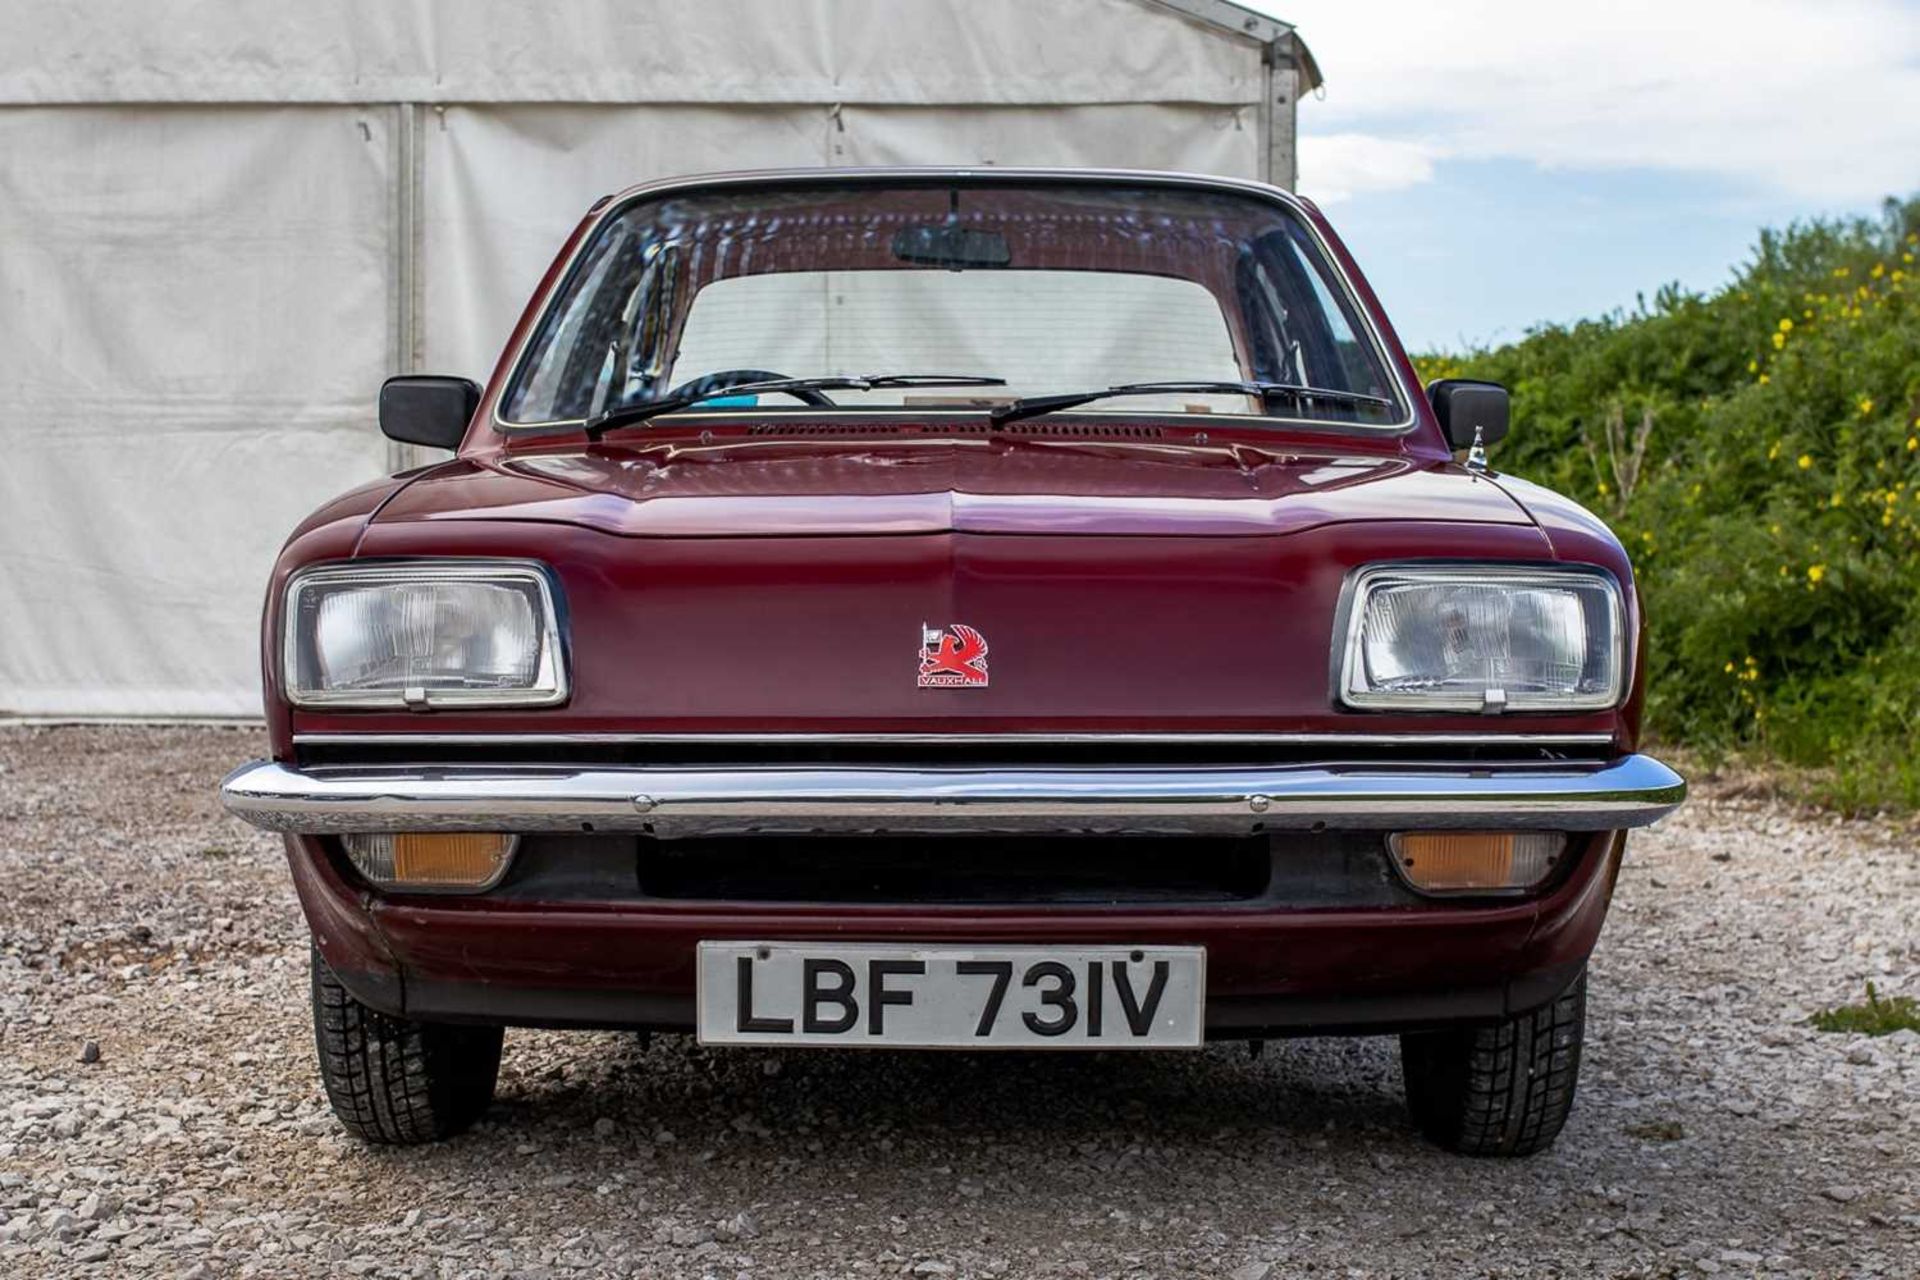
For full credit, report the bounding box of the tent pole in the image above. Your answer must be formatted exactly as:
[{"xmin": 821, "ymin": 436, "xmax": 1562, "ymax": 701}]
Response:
[
  {"xmin": 389, "ymin": 102, "xmax": 425, "ymax": 472},
  {"xmin": 1263, "ymin": 36, "xmax": 1299, "ymax": 192}
]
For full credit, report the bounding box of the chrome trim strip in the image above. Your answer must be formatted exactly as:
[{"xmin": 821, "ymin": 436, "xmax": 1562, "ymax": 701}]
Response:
[
  {"xmin": 489, "ymin": 166, "xmax": 1421, "ymax": 437},
  {"xmin": 290, "ymin": 731, "xmax": 1617, "ymax": 748},
  {"xmin": 223, "ymin": 754, "xmax": 1684, "ymax": 837}
]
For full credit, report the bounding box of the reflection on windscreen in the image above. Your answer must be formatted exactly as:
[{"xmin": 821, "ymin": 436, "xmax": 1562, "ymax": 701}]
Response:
[
  {"xmin": 501, "ymin": 181, "xmax": 1401, "ymax": 428},
  {"xmin": 673, "ymin": 271, "xmax": 1250, "ymax": 413}
]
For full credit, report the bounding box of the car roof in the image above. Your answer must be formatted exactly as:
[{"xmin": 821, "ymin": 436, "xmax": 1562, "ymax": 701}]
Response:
[{"xmin": 594, "ymin": 166, "xmax": 1311, "ymax": 218}]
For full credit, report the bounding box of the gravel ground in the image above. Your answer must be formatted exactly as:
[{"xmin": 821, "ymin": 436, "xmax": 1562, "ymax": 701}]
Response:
[{"xmin": 0, "ymin": 725, "xmax": 1915, "ymax": 1279}]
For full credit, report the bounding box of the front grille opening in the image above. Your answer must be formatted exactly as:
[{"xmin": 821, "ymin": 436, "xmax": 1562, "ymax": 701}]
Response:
[
  {"xmin": 486, "ymin": 831, "xmax": 1415, "ymax": 908},
  {"xmin": 638, "ymin": 834, "xmax": 1273, "ymax": 904}
]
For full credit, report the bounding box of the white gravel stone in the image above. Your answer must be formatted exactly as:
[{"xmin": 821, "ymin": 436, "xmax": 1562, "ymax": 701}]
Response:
[{"xmin": 0, "ymin": 726, "xmax": 1915, "ymax": 1278}]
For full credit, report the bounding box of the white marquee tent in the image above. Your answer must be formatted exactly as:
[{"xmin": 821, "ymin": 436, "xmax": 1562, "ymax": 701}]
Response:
[{"xmin": 0, "ymin": 0, "xmax": 1317, "ymax": 716}]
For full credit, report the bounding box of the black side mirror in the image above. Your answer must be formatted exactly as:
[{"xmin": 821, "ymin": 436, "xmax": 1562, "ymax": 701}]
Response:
[
  {"xmin": 379, "ymin": 375, "xmax": 480, "ymax": 450},
  {"xmin": 1427, "ymin": 379, "xmax": 1511, "ymax": 452}
]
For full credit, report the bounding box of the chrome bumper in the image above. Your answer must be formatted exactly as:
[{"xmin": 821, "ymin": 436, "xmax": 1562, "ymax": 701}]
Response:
[{"xmin": 220, "ymin": 754, "xmax": 1685, "ymax": 837}]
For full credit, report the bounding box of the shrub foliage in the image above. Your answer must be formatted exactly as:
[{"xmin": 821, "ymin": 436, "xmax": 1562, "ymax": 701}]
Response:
[{"xmin": 1419, "ymin": 199, "xmax": 1920, "ymax": 809}]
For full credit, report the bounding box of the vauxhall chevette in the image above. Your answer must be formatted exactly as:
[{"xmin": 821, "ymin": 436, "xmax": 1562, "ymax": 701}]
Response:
[{"xmin": 220, "ymin": 168, "xmax": 1685, "ymax": 1156}]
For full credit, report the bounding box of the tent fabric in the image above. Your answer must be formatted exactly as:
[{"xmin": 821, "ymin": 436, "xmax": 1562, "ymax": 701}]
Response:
[
  {"xmin": 0, "ymin": 0, "xmax": 1268, "ymax": 107},
  {"xmin": 0, "ymin": 0, "xmax": 1290, "ymax": 717},
  {"xmin": 0, "ymin": 106, "xmax": 395, "ymax": 715},
  {"xmin": 419, "ymin": 102, "xmax": 1263, "ymax": 379}
]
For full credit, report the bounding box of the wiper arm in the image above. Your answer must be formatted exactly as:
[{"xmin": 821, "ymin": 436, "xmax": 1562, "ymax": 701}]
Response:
[
  {"xmin": 986, "ymin": 380, "xmax": 1395, "ymax": 428},
  {"xmin": 583, "ymin": 374, "xmax": 1007, "ymax": 439}
]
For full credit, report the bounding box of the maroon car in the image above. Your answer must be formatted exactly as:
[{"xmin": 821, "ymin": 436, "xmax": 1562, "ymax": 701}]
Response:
[{"xmin": 221, "ymin": 168, "xmax": 1684, "ymax": 1156}]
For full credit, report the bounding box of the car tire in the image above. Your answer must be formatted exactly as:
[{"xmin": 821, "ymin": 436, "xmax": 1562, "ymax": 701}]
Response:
[
  {"xmin": 1399, "ymin": 968, "xmax": 1586, "ymax": 1157},
  {"xmin": 310, "ymin": 944, "xmax": 502, "ymax": 1145}
]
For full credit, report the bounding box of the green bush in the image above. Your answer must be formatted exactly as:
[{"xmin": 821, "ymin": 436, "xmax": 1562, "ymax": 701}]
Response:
[{"xmin": 1419, "ymin": 198, "xmax": 1920, "ymax": 811}]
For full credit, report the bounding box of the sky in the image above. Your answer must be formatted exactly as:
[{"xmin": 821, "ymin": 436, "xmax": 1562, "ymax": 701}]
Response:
[{"xmin": 1244, "ymin": 0, "xmax": 1920, "ymax": 352}]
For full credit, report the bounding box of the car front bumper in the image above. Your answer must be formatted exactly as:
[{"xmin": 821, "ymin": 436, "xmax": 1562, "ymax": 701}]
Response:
[
  {"xmin": 228, "ymin": 754, "xmax": 1682, "ymax": 1037},
  {"xmin": 220, "ymin": 754, "xmax": 1685, "ymax": 837}
]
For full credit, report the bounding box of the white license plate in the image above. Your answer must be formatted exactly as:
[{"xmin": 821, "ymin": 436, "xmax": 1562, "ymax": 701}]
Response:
[{"xmin": 696, "ymin": 942, "xmax": 1205, "ymax": 1048}]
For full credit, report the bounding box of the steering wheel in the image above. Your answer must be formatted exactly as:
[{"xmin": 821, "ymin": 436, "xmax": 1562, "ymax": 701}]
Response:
[{"xmin": 662, "ymin": 368, "xmax": 836, "ymax": 407}]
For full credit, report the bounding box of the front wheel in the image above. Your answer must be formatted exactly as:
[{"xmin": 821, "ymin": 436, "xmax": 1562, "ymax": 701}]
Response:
[
  {"xmin": 310, "ymin": 945, "xmax": 502, "ymax": 1144},
  {"xmin": 1399, "ymin": 968, "xmax": 1586, "ymax": 1157}
]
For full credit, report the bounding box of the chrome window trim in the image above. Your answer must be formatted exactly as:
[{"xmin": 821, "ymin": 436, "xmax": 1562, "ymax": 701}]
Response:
[
  {"xmin": 291, "ymin": 731, "xmax": 1617, "ymax": 748},
  {"xmin": 489, "ymin": 167, "xmax": 1421, "ymax": 437},
  {"xmin": 1334, "ymin": 563, "xmax": 1627, "ymax": 714},
  {"xmin": 281, "ymin": 559, "xmax": 570, "ymax": 711}
]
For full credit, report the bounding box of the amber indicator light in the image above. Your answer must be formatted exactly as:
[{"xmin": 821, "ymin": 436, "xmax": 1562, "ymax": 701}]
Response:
[
  {"xmin": 341, "ymin": 832, "xmax": 517, "ymax": 889},
  {"xmin": 392, "ymin": 833, "xmax": 513, "ymax": 886},
  {"xmin": 1387, "ymin": 831, "xmax": 1565, "ymax": 894}
]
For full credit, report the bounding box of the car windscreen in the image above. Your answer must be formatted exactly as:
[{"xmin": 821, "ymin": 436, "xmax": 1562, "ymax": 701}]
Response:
[{"xmin": 500, "ymin": 181, "xmax": 1405, "ymax": 429}]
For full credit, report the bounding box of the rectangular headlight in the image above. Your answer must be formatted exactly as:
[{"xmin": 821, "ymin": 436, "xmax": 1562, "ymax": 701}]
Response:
[
  {"xmin": 283, "ymin": 561, "xmax": 567, "ymax": 709},
  {"xmin": 1339, "ymin": 565, "xmax": 1623, "ymax": 712}
]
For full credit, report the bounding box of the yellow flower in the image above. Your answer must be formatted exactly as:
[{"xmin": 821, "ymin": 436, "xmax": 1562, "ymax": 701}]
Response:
[
  {"xmin": 1830, "ymin": 491, "xmax": 1844, "ymax": 507},
  {"xmin": 1747, "ymin": 359, "xmax": 1758, "ymax": 373},
  {"xmin": 1758, "ymin": 374, "xmax": 1770, "ymax": 385},
  {"xmin": 1807, "ymin": 564, "xmax": 1826, "ymax": 584},
  {"xmin": 1798, "ymin": 454, "xmax": 1813, "ymax": 469},
  {"xmin": 1768, "ymin": 441, "xmax": 1782, "ymax": 460},
  {"xmin": 1909, "ymin": 437, "xmax": 1919, "ymax": 451},
  {"xmin": 1871, "ymin": 263, "xmax": 1886, "ymax": 279},
  {"xmin": 1858, "ymin": 397, "xmax": 1875, "ymax": 416},
  {"xmin": 1778, "ymin": 317, "xmax": 1794, "ymax": 332},
  {"xmin": 1725, "ymin": 661, "xmax": 1736, "ymax": 673},
  {"xmin": 1771, "ymin": 332, "xmax": 1786, "ymax": 349},
  {"xmin": 1833, "ymin": 266, "xmax": 1851, "ymax": 278}
]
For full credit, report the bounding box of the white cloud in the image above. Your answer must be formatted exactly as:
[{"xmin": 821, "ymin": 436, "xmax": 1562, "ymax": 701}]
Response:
[
  {"xmin": 1252, "ymin": 0, "xmax": 1920, "ymax": 204},
  {"xmin": 1296, "ymin": 133, "xmax": 1440, "ymax": 203}
]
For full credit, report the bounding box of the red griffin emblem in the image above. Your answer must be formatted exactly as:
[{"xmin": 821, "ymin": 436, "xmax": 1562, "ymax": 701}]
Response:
[{"xmin": 918, "ymin": 623, "xmax": 990, "ymax": 688}]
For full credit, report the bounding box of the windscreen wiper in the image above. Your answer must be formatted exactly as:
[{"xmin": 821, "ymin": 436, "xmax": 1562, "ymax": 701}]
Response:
[
  {"xmin": 986, "ymin": 380, "xmax": 1395, "ymax": 428},
  {"xmin": 583, "ymin": 374, "xmax": 1007, "ymax": 439}
]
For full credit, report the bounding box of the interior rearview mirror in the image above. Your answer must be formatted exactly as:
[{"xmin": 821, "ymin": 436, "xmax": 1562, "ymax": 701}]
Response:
[
  {"xmin": 891, "ymin": 222, "xmax": 1012, "ymax": 269},
  {"xmin": 379, "ymin": 375, "xmax": 480, "ymax": 450},
  {"xmin": 1427, "ymin": 379, "xmax": 1511, "ymax": 452}
]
